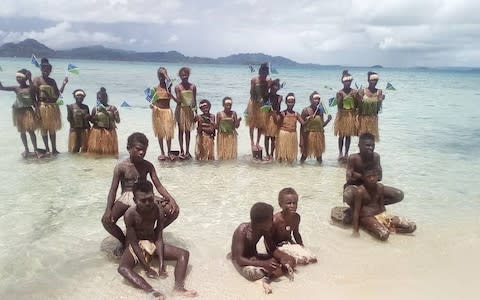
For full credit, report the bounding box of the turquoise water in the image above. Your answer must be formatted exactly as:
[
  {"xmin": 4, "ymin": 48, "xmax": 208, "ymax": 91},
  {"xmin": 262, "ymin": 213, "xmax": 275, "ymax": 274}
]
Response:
[{"xmin": 0, "ymin": 58, "xmax": 479, "ymax": 299}]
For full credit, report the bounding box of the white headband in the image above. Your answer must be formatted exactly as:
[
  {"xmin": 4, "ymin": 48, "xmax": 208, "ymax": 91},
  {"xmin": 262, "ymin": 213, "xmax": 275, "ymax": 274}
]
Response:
[
  {"xmin": 74, "ymin": 91, "xmax": 86, "ymax": 97},
  {"xmin": 199, "ymin": 102, "xmax": 208, "ymax": 108},
  {"xmin": 286, "ymin": 96, "xmax": 295, "ymax": 101},
  {"xmin": 224, "ymin": 99, "xmax": 232, "ymax": 104},
  {"xmin": 342, "ymin": 75, "xmax": 353, "ymax": 82},
  {"xmin": 369, "ymin": 74, "xmax": 379, "ymax": 80},
  {"xmin": 16, "ymin": 73, "xmax": 26, "ymax": 78}
]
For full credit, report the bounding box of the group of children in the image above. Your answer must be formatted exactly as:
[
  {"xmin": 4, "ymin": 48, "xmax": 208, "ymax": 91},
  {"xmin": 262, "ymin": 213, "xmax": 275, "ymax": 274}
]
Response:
[{"xmin": 0, "ymin": 58, "xmax": 120, "ymax": 157}]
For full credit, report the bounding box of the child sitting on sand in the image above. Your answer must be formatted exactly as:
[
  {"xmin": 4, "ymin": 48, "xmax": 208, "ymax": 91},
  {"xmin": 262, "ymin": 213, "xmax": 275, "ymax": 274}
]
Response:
[
  {"xmin": 352, "ymin": 166, "xmax": 416, "ymax": 241},
  {"xmin": 118, "ymin": 180, "xmax": 197, "ymax": 299},
  {"xmin": 194, "ymin": 99, "xmax": 215, "ymax": 160},
  {"xmin": 230, "ymin": 202, "xmax": 296, "ymax": 294},
  {"xmin": 101, "ymin": 132, "xmax": 179, "ymax": 255},
  {"xmin": 271, "ymin": 188, "xmax": 317, "ymax": 264}
]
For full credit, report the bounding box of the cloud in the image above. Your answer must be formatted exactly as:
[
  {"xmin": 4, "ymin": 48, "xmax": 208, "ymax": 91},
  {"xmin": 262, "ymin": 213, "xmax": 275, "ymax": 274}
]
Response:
[
  {"xmin": 0, "ymin": 22, "xmax": 123, "ymax": 49},
  {"xmin": 0, "ymin": 0, "xmax": 479, "ymax": 66}
]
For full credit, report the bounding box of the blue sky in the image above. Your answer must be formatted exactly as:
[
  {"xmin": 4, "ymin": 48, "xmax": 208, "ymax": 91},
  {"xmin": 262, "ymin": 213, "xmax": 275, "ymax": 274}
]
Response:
[{"xmin": 1, "ymin": 0, "xmax": 479, "ymax": 67}]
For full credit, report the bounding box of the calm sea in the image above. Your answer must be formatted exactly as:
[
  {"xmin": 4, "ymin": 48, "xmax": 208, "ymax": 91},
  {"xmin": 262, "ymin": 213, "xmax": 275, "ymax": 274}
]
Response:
[{"xmin": 0, "ymin": 58, "xmax": 479, "ymax": 300}]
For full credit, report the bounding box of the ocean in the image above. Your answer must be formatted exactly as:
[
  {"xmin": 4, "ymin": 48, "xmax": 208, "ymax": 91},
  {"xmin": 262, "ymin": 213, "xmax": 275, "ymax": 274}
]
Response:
[{"xmin": 0, "ymin": 58, "xmax": 479, "ymax": 300}]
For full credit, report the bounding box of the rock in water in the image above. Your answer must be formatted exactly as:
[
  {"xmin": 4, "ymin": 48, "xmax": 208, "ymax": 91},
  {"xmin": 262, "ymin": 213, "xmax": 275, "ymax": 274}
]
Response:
[
  {"xmin": 100, "ymin": 236, "xmax": 123, "ymax": 260},
  {"xmin": 331, "ymin": 206, "xmax": 349, "ymax": 224}
]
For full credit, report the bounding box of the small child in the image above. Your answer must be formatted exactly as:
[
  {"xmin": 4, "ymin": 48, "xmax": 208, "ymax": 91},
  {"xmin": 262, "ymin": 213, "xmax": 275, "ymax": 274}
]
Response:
[
  {"xmin": 263, "ymin": 79, "xmax": 282, "ymax": 160},
  {"xmin": 87, "ymin": 87, "xmax": 120, "ymax": 155},
  {"xmin": 174, "ymin": 67, "xmax": 197, "ymax": 159},
  {"xmin": 195, "ymin": 99, "xmax": 216, "ymax": 160},
  {"xmin": 216, "ymin": 97, "xmax": 241, "ymax": 160},
  {"xmin": 0, "ymin": 69, "xmax": 39, "ymax": 158},
  {"xmin": 118, "ymin": 180, "xmax": 197, "ymax": 298},
  {"xmin": 275, "ymin": 93, "xmax": 304, "ymax": 163},
  {"xmin": 352, "ymin": 166, "xmax": 416, "ymax": 241},
  {"xmin": 101, "ymin": 132, "xmax": 179, "ymax": 255},
  {"xmin": 271, "ymin": 187, "xmax": 317, "ymax": 265},
  {"xmin": 300, "ymin": 91, "xmax": 332, "ymax": 163},
  {"xmin": 66, "ymin": 89, "xmax": 91, "ymax": 153}
]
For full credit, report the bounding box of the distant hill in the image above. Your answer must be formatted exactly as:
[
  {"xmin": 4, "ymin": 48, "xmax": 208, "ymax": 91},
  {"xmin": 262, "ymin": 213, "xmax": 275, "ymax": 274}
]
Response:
[{"xmin": 0, "ymin": 39, "xmax": 303, "ymax": 67}]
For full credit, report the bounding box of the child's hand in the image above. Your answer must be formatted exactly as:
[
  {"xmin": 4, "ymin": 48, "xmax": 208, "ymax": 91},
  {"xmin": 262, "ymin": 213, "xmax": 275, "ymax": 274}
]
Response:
[
  {"xmin": 146, "ymin": 267, "xmax": 159, "ymax": 278},
  {"xmin": 26, "ymin": 71, "xmax": 32, "ymax": 80},
  {"xmin": 327, "ymin": 114, "xmax": 332, "ymax": 121},
  {"xmin": 63, "ymin": 77, "xmax": 69, "ymax": 85},
  {"xmin": 101, "ymin": 209, "xmax": 113, "ymax": 224}
]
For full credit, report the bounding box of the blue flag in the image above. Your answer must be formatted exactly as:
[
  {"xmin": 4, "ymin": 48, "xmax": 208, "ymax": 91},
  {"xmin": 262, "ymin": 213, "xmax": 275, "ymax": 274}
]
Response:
[
  {"xmin": 144, "ymin": 87, "xmax": 156, "ymax": 102},
  {"xmin": 386, "ymin": 82, "xmax": 396, "ymax": 90},
  {"xmin": 67, "ymin": 63, "xmax": 80, "ymax": 75},
  {"xmin": 328, "ymin": 97, "xmax": 337, "ymax": 107},
  {"xmin": 31, "ymin": 54, "xmax": 40, "ymax": 68}
]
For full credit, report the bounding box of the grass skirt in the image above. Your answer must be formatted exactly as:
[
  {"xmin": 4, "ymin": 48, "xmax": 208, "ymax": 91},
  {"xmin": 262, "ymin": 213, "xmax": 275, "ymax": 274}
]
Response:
[
  {"xmin": 357, "ymin": 115, "xmax": 379, "ymax": 141},
  {"xmin": 12, "ymin": 107, "xmax": 37, "ymax": 132},
  {"xmin": 39, "ymin": 102, "xmax": 61, "ymax": 132},
  {"xmin": 152, "ymin": 107, "xmax": 175, "ymax": 140},
  {"xmin": 278, "ymin": 243, "xmax": 317, "ymax": 265},
  {"xmin": 217, "ymin": 132, "xmax": 237, "ymax": 160},
  {"xmin": 305, "ymin": 131, "xmax": 325, "ymax": 157},
  {"xmin": 87, "ymin": 127, "xmax": 118, "ymax": 155},
  {"xmin": 175, "ymin": 106, "xmax": 194, "ymax": 132},
  {"xmin": 245, "ymin": 99, "xmax": 265, "ymax": 129},
  {"xmin": 195, "ymin": 133, "xmax": 215, "ymax": 160},
  {"xmin": 276, "ymin": 130, "xmax": 298, "ymax": 162},
  {"xmin": 265, "ymin": 113, "xmax": 278, "ymax": 137},
  {"xmin": 334, "ymin": 110, "xmax": 357, "ymax": 137},
  {"xmin": 68, "ymin": 129, "xmax": 90, "ymax": 152}
]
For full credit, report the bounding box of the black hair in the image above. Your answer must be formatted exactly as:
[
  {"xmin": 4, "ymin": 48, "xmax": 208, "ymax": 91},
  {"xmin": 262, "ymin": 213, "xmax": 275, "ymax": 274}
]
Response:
[
  {"xmin": 199, "ymin": 99, "xmax": 211, "ymax": 107},
  {"xmin": 127, "ymin": 132, "xmax": 149, "ymax": 148},
  {"xmin": 17, "ymin": 69, "xmax": 28, "ymax": 75},
  {"xmin": 259, "ymin": 63, "xmax": 269, "ymax": 75},
  {"xmin": 222, "ymin": 96, "xmax": 232, "ymax": 105},
  {"xmin": 40, "ymin": 58, "xmax": 52, "ymax": 69},
  {"xmin": 342, "ymin": 69, "xmax": 351, "ymax": 80},
  {"xmin": 359, "ymin": 133, "xmax": 375, "ymax": 143},
  {"xmin": 278, "ymin": 187, "xmax": 298, "ymax": 205},
  {"xmin": 362, "ymin": 164, "xmax": 379, "ymax": 176},
  {"xmin": 309, "ymin": 91, "xmax": 320, "ymax": 101},
  {"xmin": 97, "ymin": 87, "xmax": 107, "ymax": 99},
  {"xmin": 133, "ymin": 180, "xmax": 153, "ymax": 195},
  {"xmin": 178, "ymin": 67, "xmax": 191, "ymax": 76},
  {"xmin": 250, "ymin": 202, "xmax": 273, "ymax": 224}
]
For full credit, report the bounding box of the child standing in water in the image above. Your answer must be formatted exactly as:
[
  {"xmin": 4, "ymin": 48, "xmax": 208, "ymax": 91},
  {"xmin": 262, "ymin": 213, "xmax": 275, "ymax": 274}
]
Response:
[
  {"xmin": 66, "ymin": 89, "xmax": 91, "ymax": 153},
  {"xmin": 87, "ymin": 87, "xmax": 120, "ymax": 155},
  {"xmin": 151, "ymin": 67, "xmax": 176, "ymax": 161},
  {"xmin": 194, "ymin": 99, "xmax": 216, "ymax": 160},
  {"xmin": 102, "ymin": 132, "xmax": 179, "ymax": 255},
  {"xmin": 174, "ymin": 67, "xmax": 197, "ymax": 160},
  {"xmin": 271, "ymin": 188, "xmax": 317, "ymax": 265},
  {"xmin": 0, "ymin": 69, "xmax": 39, "ymax": 158},
  {"xmin": 300, "ymin": 91, "xmax": 332, "ymax": 164},
  {"xmin": 357, "ymin": 71, "xmax": 384, "ymax": 141},
  {"xmin": 264, "ymin": 79, "xmax": 282, "ymax": 161},
  {"xmin": 247, "ymin": 62, "xmax": 271, "ymax": 153},
  {"xmin": 275, "ymin": 93, "xmax": 304, "ymax": 163},
  {"xmin": 335, "ymin": 70, "xmax": 358, "ymax": 161},
  {"xmin": 216, "ymin": 97, "xmax": 241, "ymax": 160},
  {"xmin": 33, "ymin": 58, "xmax": 69, "ymax": 155}
]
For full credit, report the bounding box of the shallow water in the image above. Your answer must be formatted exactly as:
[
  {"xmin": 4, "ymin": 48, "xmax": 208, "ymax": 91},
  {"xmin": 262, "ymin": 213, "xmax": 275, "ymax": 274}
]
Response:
[{"xmin": 0, "ymin": 58, "xmax": 479, "ymax": 299}]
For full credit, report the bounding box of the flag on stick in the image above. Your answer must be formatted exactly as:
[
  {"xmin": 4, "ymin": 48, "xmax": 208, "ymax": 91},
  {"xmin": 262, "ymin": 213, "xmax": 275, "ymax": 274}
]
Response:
[
  {"xmin": 67, "ymin": 64, "xmax": 80, "ymax": 75},
  {"xmin": 31, "ymin": 54, "xmax": 40, "ymax": 68}
]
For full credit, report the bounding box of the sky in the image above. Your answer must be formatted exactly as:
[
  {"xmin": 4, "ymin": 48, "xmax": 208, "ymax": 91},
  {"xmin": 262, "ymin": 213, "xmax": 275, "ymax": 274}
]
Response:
[{"xmin": 1, "ymin": 0, "xmax": 479, "ymax": 67}]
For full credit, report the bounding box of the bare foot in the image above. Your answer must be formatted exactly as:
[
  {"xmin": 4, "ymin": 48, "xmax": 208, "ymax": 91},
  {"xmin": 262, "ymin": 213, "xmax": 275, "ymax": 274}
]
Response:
[
  {"xmin": 112, "ymin": 244, "xmax": 124, "ymax": 257},
  {"xmin": 284, "ymin": 263, "xmax": 295, "ymax": 281},
  {"xmin": 149, "ymin": 290, "xmax": 166, "ymax": 300},
  {"xmin": 338, "ymin": 154, "xmax": 344, "ymax": 161},
  {"xmin": 158, "ymin": 154, "xmax": 167, "ymax": 161},
  {"xmin": 21, "ymin": 151, "xmax": 29, "ymax": 158},
  {"xmin": 261, "ymin": 280, "xmax": 272, "ymax": 294},
  {"xmin": 52, "ymin": 150, "xmax": 60, "ymax": 155},
  {"xmin": 174, "ymin": 287, "xmax": 198, "ymax": 298}
]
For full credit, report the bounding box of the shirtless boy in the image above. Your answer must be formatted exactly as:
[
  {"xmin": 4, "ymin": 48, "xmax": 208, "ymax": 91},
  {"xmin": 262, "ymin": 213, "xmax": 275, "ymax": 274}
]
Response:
[
  {"xmin": 118, "ymin": 181, "xmax": 197, "ymax": 299},
  {"xmin": 352, "ymin": 167, "xmax": 416, "ymax": 241},
  {"xmin": 102, "ymin": 132, "xmax": 179, "ymax": 254},
  {"xmin": 343, "ymin": 133, "xmax": 403, "ymax": 223},
  {"xmin": 271, "ymin": 188, "xmax": 317, "ymax": 265},
  {"xmin": 230, "ymin": 202, "xmax": 296, "ymax": 294}
]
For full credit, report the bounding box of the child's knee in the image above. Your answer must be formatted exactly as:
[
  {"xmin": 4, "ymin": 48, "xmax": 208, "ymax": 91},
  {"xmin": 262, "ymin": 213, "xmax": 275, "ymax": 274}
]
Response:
[{"xmin": 118, "ymin": 265, "xmax": 129, "ymax": 276}]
